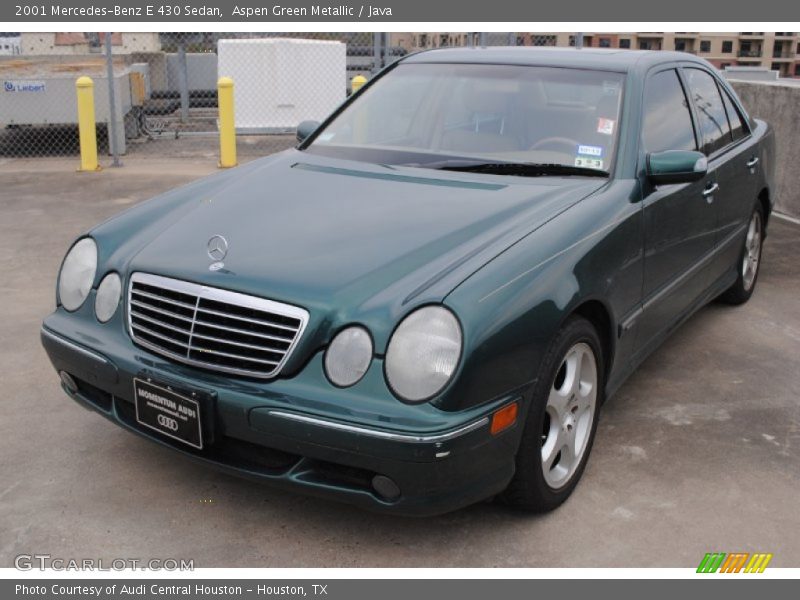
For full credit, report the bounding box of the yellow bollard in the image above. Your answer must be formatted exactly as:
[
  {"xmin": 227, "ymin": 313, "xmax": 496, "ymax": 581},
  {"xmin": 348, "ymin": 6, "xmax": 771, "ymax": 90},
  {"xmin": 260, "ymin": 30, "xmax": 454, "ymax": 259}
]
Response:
[
  {"xmin": 75, "ymin": 76, "xmax": 100, "ymax": 171},
  {"xmin": 217, "ymin": 76, "xmax": 237, "ymax": 168},
  {"xmin": 351, "ymin": 75, "xmax": 367, "ymax": 94}
]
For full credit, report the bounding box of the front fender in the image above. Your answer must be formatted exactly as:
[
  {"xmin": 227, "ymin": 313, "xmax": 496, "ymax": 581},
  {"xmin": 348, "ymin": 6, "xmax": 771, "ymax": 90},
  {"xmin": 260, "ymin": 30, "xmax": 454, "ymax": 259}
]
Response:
[{"xmin": 439, "ymin": 181, "xmax": 644, "ymax": 412}]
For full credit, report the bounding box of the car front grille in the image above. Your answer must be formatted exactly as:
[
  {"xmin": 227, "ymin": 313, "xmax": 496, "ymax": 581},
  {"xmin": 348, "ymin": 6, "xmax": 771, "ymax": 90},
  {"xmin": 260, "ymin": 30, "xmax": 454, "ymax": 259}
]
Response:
[{"xmin": 127, "ymin": 272, "xmax": 308, "ymax": 379}]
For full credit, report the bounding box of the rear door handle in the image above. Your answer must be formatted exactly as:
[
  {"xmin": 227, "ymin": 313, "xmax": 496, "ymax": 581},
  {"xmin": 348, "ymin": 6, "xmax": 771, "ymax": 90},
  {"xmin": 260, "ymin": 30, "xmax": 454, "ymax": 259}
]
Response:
[
  {"xmin": 746, "ymin": 157, "xmax": 759, "ymax": 169},
  {"xmin": 702, "ymin": 182, "xmax": 719, "ymax": 197}
]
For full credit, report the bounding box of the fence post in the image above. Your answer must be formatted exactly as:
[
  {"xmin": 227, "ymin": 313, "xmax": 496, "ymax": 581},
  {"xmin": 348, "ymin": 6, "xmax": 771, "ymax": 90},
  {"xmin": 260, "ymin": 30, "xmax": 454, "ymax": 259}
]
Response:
[
  {"xmin": 75, "ymin": 76, "xmax": 99, "ymax": 171},
  {"xmin": 104, "ymin": 33, "xmax": 122, "ymax": 167},
  {"xmin": 372, "ymin": 32, "xmax": 382, "ymax": 73},
  {"xmin": 217, "ymin": 77, "xmax": 237, "ymax": 168},
  {"xmin": 178, "ymin": 42, "xmax": 190, "ymax": 123}
]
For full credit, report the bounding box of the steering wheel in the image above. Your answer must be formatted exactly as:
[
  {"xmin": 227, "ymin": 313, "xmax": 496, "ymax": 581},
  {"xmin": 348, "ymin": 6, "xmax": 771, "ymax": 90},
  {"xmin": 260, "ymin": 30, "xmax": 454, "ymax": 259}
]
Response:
[{"xmin": 528, "ymin": 136, "xmax": 580, "ymax": 153}]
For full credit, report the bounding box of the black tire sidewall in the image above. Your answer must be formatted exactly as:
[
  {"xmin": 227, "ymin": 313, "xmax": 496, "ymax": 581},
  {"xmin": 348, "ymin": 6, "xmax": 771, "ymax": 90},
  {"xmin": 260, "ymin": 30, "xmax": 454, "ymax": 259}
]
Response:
[{"xmin": 506, "ymin": 316, "xmax": 605, "ymax": 511}]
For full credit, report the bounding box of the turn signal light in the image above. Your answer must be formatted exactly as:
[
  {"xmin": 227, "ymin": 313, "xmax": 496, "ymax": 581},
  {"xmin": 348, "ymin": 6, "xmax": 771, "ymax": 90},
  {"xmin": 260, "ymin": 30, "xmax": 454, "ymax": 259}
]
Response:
[{"xmin": 490, "ymin": 402, "xmax": 518, "ymax": 435}]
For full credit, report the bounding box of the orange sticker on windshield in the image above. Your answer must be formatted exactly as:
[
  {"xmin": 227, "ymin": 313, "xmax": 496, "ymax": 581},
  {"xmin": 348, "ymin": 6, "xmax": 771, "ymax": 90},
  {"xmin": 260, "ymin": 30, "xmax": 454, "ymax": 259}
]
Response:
[{"xmin": 597, "ymin": 118, "xmax": 615, "ymax": 135}]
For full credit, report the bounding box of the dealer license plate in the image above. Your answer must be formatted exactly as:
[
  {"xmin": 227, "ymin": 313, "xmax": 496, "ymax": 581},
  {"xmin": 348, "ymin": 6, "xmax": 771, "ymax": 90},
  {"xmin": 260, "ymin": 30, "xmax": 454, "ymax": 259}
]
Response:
[{"xmin": 133, "ymin": 378, "xmax": 203, "ymax": 449}]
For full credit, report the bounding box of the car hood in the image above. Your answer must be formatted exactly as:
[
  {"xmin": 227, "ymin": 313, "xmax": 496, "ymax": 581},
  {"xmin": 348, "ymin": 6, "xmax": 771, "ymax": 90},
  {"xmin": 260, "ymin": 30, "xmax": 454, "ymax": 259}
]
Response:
[{"xmin": 123, "ymin": 150, "xmax": 605, "ymax": 352}]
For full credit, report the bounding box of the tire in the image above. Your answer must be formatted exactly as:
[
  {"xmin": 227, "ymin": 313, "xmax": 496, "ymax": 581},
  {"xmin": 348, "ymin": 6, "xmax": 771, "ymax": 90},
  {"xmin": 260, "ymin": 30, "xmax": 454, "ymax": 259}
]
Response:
[
  {"xmin": 501, "ymin": 316, "xmax": 604, "ymax": 512},
  {"xmin": 718, "ymin": 203, "xmax": 765, "ymax": 305}
]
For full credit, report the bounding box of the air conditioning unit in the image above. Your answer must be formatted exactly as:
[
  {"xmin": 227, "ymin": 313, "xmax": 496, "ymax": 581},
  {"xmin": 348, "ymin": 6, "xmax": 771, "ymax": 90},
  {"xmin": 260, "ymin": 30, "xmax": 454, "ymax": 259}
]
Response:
[{"xmin": 217, "ymin": 38, "xmax": 347, "ymax": 132}]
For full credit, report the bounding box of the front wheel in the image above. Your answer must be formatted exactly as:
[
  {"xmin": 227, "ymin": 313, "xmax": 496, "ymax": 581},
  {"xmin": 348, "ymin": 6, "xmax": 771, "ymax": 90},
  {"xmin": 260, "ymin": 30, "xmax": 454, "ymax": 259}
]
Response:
[
  {"xmin": 718, "ymin": 204, "xmax": 764, "ymax": 305},
  {"xmin": 501, "ymin": 316, "xmax": 603, "ymax": 512}
]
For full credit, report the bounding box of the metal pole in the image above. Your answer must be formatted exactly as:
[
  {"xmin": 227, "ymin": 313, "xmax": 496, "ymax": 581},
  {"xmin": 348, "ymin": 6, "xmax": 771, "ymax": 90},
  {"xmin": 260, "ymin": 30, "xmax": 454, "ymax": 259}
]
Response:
[
  {"xmin": 507, "ymin": 32, "xmax": 515, "ymax": 47},
  {"xmin": 575, "ymin": 32, "xmax": 584, "ymax": 49},
  {"xmin": 178, "ymin": 42, "xmax": 190, "ymax": 123},
  {"xmin": 479, "ymin": 32, "xmax": 487, "ymax": 48},
  {"xmin": 104, "ymin": 33, "xmax": 121, "ymax": 167},
  {"xmin": 372, "ymin": 32, "xmax": 381, "ymax": 74}
]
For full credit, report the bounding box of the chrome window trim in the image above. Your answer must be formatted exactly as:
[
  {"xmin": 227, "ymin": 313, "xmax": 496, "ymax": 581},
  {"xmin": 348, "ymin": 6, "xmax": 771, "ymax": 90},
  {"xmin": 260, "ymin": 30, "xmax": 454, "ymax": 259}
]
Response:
[
  {"xmin": 267, "ymin": 410, "xmax": 489, "ymax": 443},
  {"xmin": 127, "ymin": 272, "xmax": 309, "ymax": 379}
]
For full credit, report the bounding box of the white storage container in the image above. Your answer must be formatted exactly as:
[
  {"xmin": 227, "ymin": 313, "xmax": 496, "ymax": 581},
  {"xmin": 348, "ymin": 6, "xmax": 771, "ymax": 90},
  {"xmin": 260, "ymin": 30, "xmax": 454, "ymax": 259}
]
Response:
[{"xmin": 217, "ymin": 38, "xmax": 347, "ymax": 132}]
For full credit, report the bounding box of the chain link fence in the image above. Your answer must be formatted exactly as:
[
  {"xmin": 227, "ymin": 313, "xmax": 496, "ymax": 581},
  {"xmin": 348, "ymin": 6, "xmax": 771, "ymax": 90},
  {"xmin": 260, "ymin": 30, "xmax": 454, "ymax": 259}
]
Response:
[{"xmin": 0, "ymin": 32, "xmax": 580, "ymax": 162}]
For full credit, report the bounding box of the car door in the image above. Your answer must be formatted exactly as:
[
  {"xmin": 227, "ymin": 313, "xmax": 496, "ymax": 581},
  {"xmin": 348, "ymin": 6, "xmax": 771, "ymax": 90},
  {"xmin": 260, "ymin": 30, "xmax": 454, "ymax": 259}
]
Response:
[
  {"xmin": 682, "ymin": 68, "xmax": 760, "ymax": 274},
  {"xmin": 635, "ymin": 67, "xmax": 718, "ymax": 353}
]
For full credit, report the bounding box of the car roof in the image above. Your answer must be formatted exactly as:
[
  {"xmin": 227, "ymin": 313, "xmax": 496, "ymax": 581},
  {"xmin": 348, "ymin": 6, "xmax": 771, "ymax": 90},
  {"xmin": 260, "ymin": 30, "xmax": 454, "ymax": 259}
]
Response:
[{"xmin": 401, "ymin": 46, "xmax": 711, "ymax": 74}]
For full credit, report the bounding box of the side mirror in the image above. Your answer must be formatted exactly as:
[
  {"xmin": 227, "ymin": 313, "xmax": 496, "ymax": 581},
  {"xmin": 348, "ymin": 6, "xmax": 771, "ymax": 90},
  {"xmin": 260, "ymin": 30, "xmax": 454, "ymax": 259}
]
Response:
[
  {"xmin": 646, "ymin": 150, "xmax": 708, "ymax": 185},
  {"xmin": 296, "ymin": 120, "xmax": 320, "ymax": 144}
]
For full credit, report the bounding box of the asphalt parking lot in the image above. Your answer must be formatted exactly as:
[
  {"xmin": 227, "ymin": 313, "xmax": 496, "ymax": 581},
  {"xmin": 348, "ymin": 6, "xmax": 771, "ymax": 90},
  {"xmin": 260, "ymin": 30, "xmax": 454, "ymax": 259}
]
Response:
[{"xmin": 1, "ymin": 156, "xmax": 799, "ymax": 568}]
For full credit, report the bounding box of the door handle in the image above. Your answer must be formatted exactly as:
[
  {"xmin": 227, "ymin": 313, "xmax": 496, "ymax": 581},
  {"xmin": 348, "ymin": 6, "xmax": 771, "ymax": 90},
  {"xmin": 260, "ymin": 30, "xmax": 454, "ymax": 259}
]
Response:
[
  {"xmin": 746, "ymin": 157, "xmax": 759, "ymax": 169},
  {"xmin": 702, "ymin": 182, "xmax": 719, "ymax": 197}
]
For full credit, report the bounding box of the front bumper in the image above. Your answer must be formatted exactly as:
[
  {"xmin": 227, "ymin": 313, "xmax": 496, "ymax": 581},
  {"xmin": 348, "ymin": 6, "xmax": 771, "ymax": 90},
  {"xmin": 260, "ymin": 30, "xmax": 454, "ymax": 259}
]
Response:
[{"xmin": 40, "ymin": 316, "xmax": 522, "ymax": 516}]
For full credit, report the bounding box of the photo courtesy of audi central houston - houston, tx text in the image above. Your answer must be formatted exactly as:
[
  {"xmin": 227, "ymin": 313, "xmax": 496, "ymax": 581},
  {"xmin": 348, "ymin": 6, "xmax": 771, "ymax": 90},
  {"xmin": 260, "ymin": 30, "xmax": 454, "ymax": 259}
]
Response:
[{"xmin": 1, "ymin": 6, "xmax": 799, "ymax": 589}]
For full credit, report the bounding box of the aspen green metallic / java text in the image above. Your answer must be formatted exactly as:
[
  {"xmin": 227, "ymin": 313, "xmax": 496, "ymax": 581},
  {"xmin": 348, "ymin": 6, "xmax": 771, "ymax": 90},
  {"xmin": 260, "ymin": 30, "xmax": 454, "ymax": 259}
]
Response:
[{"xmin": 42, "ymin": 48, "xmax": 775, "ymax": 516}]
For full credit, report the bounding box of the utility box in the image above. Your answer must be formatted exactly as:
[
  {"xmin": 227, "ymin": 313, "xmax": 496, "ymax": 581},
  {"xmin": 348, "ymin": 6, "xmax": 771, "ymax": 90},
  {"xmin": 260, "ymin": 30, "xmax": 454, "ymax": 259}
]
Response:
[{"xmin": 217, "ymin": 38, "xmax": 346, "ymax": 132}]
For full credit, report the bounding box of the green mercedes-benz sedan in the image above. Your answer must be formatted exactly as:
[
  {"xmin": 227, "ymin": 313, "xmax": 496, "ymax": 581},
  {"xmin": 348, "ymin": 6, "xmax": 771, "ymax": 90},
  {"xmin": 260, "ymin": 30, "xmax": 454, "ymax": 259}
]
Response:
[{"xmin": 41, "ymin": 47, "xmax": 775, "ymax": 515}]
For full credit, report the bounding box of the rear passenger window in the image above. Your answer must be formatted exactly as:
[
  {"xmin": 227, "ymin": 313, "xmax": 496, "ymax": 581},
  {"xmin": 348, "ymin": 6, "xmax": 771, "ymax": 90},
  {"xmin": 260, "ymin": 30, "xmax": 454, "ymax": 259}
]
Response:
[
  {"xmin": 642, "ymin": 69, "xmax": 697, "ymax": 153},
  {"xmin": 720, "ymin": 87, "xmax": 747, "ymax": 142},
  {"xmin": 683, "ymin": 68, "xmax": 732, "ymax": 155}
]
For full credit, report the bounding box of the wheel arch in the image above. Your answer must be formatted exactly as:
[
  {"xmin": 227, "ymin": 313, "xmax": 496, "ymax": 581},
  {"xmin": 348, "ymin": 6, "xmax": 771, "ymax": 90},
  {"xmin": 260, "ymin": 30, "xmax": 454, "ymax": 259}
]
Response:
[
  {"xmin": 569, "ymin": 299, "xmax": 615, "ymax": 388},
  {"xmin": 757, "ymin": 186, "xmax": 771, "ymax": 235}
]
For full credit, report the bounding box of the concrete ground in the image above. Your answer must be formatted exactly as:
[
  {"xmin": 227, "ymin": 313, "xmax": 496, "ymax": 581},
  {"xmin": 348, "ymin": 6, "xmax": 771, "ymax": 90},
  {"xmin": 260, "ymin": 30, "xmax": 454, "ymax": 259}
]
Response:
[{"xmin": 1, "ymin": 156, "xmax": 798, "ymax": 568}]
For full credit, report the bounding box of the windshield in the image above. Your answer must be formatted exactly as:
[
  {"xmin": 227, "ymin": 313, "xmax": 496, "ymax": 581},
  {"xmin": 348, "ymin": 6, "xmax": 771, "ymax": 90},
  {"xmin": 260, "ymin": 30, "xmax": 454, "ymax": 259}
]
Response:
[{"xmin": 305, "ymin": 63, "xmax": 625, "ymax": 175}]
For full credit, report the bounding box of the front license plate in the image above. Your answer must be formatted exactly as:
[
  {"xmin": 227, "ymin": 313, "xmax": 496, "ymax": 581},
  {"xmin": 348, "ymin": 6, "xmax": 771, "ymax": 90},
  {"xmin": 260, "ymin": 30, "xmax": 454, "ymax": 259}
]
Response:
[{"xmin": 133, "ymin": 378, "xmax": 203, "ymax": 449}]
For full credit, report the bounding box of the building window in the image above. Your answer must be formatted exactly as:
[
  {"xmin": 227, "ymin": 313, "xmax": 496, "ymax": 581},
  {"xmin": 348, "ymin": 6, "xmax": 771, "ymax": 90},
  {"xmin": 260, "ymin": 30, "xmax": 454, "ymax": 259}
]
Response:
[
  {"xmin": 771, "ymin": 63, "xmax": 780, "ymax": 72},
  {"xmin": 700, "ymin": 40, "xmax": 711, "ymax": 52},
  {"xmin": 675, "ymin": 40, "xmax": 686, "ymax": 51},
  {"xmin": 599, "ymin": 37, "xmax": 611, "ymax": 48},
  {"xmin": 794, "ymin": 64, "xmax": 800, "ymax": 76},
  {"xmin": 619, "ymin": 38, "xmax": 631, "ymax": 49},
  {"xmin": 639, "ymin": 40, "xmax": 651, "ymax": 50},
  {"xmin": 722, "ymin": 40, "xmax": 733, "ymax": 53}
]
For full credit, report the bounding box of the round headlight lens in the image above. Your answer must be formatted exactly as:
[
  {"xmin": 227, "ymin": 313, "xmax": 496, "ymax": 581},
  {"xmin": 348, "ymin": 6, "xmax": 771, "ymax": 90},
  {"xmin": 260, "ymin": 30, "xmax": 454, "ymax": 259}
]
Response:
[
  {"xmin": 385, "ymin": 306, "xmax": 462, "ymax": 403},
  {"xmin": 58, "ymin": 238, "xmax": 97, "ymax": 311},
  {"xmin": 324, "ymin": 326, "xmax": 373, "ymax": 387},
  {"xmin": 95, "ymin": 272, "xmax": 122, "ymax": 323}
]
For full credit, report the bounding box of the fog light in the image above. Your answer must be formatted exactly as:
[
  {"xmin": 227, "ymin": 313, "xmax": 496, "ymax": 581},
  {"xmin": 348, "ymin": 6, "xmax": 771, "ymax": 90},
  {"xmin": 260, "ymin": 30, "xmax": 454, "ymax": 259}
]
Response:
[
  {"xmin": 59, "ymin": 371, "xmax": 78, "ymax": 394},
  {"xmin": 371, "ymin": 475, "xmax": 401, "ymax": 501}
]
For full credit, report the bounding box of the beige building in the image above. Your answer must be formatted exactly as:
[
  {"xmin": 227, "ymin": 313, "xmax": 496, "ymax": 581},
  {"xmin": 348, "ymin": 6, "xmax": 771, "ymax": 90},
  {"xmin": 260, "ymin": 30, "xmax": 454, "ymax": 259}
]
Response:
[
  {"xmin": 402, "ymin": 32, "xmax": 800, "ymax": 78},
  {"xmin": 19, "ymin": 33, "xmax": 161, "ymax": 55}
]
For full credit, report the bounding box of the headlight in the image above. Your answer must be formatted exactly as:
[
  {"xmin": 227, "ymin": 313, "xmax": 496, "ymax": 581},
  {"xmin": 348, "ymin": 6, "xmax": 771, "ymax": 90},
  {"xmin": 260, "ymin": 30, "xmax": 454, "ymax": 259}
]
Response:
[
  {"xmin": 385, "ymin": 306, "xmax": 462, "ymax": 403},
  {"xmin": 324, "ymin": 326, "xmax": 373, "ymax": 387},
  {"xmin": 58, "ymin": 238, "xmax": 97, "ymax": 311},
  {"xmin": 95, "ymin": 272, "xmax": 122, "ymax": 323}
]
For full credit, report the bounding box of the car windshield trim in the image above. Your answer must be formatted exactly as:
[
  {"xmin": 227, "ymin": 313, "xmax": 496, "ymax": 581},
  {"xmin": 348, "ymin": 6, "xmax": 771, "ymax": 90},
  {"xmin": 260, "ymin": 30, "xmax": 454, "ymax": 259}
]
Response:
[{"xmin": 303, "ymin": 63, "xmax": 625, "ymax": 175}]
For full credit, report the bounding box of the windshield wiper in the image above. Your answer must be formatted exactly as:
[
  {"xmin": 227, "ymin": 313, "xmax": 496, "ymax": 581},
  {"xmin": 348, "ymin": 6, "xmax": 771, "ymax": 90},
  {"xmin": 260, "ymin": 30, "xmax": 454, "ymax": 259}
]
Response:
[
  {"xmin": 402, "ymin": 158, "xmax": 608, "ymax": 178},
  {"xmin": 435, "ymin": 161, "xmax": 609, "ymax": 178}
]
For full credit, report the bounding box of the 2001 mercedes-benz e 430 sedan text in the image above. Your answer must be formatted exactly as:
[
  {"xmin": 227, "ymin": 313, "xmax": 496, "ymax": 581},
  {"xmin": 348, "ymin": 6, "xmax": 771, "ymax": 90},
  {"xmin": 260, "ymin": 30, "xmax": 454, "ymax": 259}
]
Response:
[{"xmin": 42, "ymin": 47, "xmax": 774, "ymax": 515}]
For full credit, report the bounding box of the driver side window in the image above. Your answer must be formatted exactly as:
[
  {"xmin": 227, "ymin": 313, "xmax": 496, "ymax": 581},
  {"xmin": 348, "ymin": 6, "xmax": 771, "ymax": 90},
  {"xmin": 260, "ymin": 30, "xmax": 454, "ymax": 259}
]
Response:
[{"xmin": 642, "ymin": 69, "xmax": 698, "ymax": 153}]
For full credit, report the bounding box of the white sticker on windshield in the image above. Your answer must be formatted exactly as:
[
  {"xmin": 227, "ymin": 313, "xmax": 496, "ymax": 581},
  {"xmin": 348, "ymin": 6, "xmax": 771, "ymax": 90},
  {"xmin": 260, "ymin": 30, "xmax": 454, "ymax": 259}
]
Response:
[
  {"xmin": 597, "ymin": 118, "xmax": 615, "ymax": 135},
  {"xmin": 575, "ymin": 157, "xmax": 604, "ymax": 170},
  {"xmin": 578, "ymin": 145, "xmax": 603, "ymax": 157}
]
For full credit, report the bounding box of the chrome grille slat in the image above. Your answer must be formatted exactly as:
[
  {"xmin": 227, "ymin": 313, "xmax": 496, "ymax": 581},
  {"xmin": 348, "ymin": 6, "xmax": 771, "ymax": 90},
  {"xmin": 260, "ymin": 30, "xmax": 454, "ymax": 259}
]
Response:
[
  {"xmin": 132, "ymin": 323, "xmax": 191, "ymax": 350},
  {"xmin": 131, "ymin": 289, "xmax": 197, "ymax": 311},
  {"xmin": 128, "ymin": 273, "xmax": 308, "ymax": 379},
  {"xmin": 194, "ymin": 306, "xmax": 300, "ymax": 332},
  {"xmin": 130, "ymin": 299, "xmax": 195, "ymax": 323},
  {"xmin": 192, "ymin": 318, "xmax": 294, "ymax": 343},
  {"xmin": 130, "ymin": 311, "xmax": 195, "ymax": 338},
  {"xmin": 190, "ymin": 331, "xmax": 287, "ymax": 353},
  {"xmin": 190, "ymin": 345, "xmax": 279, "ymax": 365}
]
